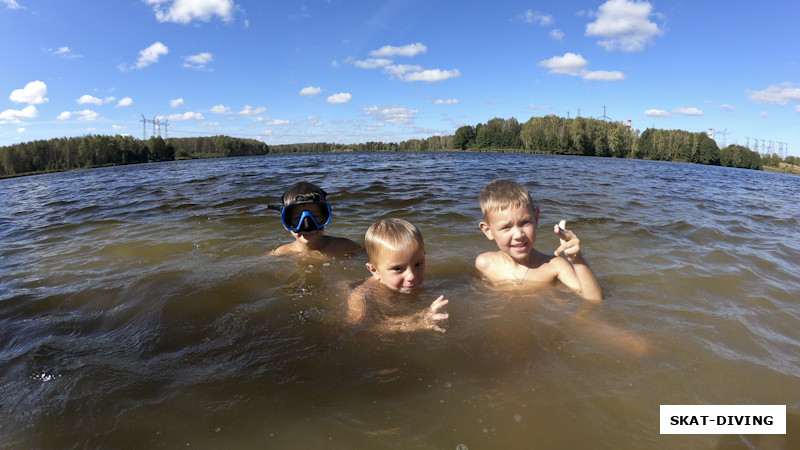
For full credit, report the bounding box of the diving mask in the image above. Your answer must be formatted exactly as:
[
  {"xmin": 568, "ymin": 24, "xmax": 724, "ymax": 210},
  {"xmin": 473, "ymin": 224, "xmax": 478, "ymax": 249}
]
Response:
[{"xmin": 278, "ymin": 200, "xmax": 332, "ymax": 232}]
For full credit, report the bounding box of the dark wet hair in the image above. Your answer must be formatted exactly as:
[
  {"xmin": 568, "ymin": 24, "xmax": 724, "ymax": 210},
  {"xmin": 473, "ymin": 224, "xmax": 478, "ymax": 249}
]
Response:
[{"xmin": 281, "ymin": 182, "xmax": 328, "ymax": 206}]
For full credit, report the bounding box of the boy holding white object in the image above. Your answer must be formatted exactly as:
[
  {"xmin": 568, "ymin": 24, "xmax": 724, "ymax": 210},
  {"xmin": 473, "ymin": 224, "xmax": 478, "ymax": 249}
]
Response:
[{"xmin": 475, "ymin": 179, "xmax": 603, "ymax": 303}]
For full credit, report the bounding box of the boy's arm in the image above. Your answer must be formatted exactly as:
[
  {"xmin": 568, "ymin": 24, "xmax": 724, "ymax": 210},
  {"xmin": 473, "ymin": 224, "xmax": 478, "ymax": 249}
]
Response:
[
  {"xmin": 381, "ymin": 296, "xmax": 449, "ymax": 333},
  {"xmin": 554, "ymin": 222, "xmax": 604, "ymax": 303},
  {"xmin": 346, "ymin": 282, "xmax": 369, "ymax": 324},
  {"xmin": 564, "ymin": 254, "xmax": 604, "ymax": 303}
]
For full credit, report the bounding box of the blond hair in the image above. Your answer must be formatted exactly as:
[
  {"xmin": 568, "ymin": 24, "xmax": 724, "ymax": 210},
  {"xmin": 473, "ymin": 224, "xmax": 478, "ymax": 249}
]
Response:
[
  {"xmin": 365, "ymin": 218, "xmax": 424, "ymax": 263},
  {"xmin": 479, "ymin": 179, "xmax": 535, "ymax": 220}
]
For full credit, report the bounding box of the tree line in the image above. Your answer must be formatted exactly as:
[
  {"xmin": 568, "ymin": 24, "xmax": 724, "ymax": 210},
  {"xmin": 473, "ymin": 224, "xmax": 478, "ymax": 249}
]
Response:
[
  {"xmin": 2, "ymin": 115, "xmax": 794, "ymax": 178},
  {"xmin": 453, "ymin": 115, "xmax": 768, "ymax": 170},
  {"xmin": 0, "ymin": 135, "xmax": 270, "ymax": 177}
]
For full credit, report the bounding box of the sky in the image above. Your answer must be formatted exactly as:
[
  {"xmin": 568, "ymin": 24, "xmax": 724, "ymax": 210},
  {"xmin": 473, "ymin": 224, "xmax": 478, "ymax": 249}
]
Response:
[{"xmin": 1, "ymin": 0, "xmax": 799, "ymax": 156}]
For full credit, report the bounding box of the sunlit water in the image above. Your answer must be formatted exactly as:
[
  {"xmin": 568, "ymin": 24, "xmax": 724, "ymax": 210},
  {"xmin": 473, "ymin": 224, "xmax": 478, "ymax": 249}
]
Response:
[{"xmin": 1, "ymin": 152, "xmax": 799, "ymax": 448}]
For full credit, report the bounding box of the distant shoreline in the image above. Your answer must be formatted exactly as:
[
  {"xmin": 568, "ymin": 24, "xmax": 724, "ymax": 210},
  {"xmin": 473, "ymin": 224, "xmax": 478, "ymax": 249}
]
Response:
[{"xmin": 3, "ymin": 148, "xmax": 798, "ymax": 180}]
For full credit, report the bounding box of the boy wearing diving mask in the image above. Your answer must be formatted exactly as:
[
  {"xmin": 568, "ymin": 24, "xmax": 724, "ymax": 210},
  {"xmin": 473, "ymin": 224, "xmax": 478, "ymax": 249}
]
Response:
[{"xmin": 269, "ymin": 182, "xmax": 363, "ymax": 257}]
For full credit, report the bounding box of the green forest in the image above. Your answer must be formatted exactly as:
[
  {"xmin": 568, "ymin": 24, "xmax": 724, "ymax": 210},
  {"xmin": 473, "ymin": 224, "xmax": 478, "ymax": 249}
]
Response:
[{"xmin": 1, "ymin": 115, "xmax": 796, "ymax": 178}]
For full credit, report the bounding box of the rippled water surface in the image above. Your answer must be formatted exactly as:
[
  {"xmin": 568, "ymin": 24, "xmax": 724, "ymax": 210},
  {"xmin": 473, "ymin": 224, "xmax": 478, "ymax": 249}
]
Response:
[{"xmin": 1, "ymin": 152, "xmax": 799, "ymax": 448}]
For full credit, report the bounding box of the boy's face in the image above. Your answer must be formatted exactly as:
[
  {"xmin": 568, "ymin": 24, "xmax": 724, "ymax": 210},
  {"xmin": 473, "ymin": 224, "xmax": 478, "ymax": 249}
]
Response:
[
  {"xmin": 479, "ymin": 205, "xmax": 540, "ymax": 262},
  {"xmin": 290, "ymin": 227, "xmax": 324, "ymax": 246},
  {"xmin": 366, "ymin": 242, "xmax": 426, "ymax": 294},
  {"xmin": 285, "ymin": 202, "xmax": 328, "ymax": 245}
]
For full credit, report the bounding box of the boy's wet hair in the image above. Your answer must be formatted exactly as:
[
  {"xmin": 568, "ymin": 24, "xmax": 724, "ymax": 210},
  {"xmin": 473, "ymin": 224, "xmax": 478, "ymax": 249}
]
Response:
[
  {"xmin": 479, "ymin": 179, "xmax": 535, "ymax": 220},
  {"xmin": 365, "ymin": 218, "xmax": 424, "ymax": 263},
  {"xmin": 282, "ymin": 181, "xmax": 327, "ymax": 206}
]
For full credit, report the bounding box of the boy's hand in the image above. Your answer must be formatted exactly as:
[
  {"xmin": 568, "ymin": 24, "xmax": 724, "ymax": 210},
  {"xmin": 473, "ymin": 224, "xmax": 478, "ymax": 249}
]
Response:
[
  {"xmin": 423, "ymin": 295, "xmax": 449, "ymax": 332},
  {"xmin": 554, "ymin": 220, "xmax": 583, "ymax": 263}
]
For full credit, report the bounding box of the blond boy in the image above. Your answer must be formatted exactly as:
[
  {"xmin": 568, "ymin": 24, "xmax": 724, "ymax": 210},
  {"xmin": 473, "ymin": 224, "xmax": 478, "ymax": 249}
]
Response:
[
  {"xmin": 475, "ymin": 179, "xmax": 604, "ymax": 303},
  {"xmin": 270, "ymin": 181, "xmax": 363, "ymax": 257},
  {"xmin": 347, "ymin": 218, "xmax": 449, "ymax": 332}
]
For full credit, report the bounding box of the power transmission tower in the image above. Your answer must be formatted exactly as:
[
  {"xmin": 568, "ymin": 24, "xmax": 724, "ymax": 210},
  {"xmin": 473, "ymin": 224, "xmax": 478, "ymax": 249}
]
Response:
[
  {"xmin": 140, "ymin": 114, "xmax": 148, "ymax": 139},
  {"xmin": 712, "ymin": 128, "xmax": 729, "ymax": 147}
]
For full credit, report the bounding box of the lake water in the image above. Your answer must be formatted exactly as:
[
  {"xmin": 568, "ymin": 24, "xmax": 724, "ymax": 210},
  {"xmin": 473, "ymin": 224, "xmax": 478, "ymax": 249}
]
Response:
[{"xmin": 1, "ymin": 152, "xmax": 799, "ymax": 448}]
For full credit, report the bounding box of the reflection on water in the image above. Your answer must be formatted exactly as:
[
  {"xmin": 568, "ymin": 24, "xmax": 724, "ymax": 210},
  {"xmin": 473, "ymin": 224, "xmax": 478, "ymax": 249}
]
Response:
[{"xmin": 1, "ymin": 152, "xmax": 800, "ymax": 448}]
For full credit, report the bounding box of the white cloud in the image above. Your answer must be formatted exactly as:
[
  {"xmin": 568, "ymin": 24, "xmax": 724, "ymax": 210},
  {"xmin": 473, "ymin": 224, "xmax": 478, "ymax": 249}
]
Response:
[
  {"xmin": 519, "ymin": 10, "xmax": 553, "ymax": 26},
  {"xmin": 549, "ymin": 29, "xmax": 565, "ymax": 40},
  {"xmin": 796, "ymin": 105, "xmax": 800, "ymax": 114},
  {"xmin": 0, "ymin": 105, "xmax": 38, "ymax": 121},
  {"xmin": 369, "ymin": 42, "xmax": 427, "ymax": 58},
  {"xmin": 401, "ymin": 68, "xmax": 461, "ymax": 83},
  {"xmin": 299, "ymin": 86, "xmax": 322, "ymax": 97},
  {"xmin": 254, "ymin": 118, "xmax": 290, "ymax": 125},
  {"xmin": 77, "ymin": 94, "xmax": 103, "ymax": 105},
  {"xmin": 145, "ymin": 0, "xmax": 235, "ymax": 24},
  {"xmin": 363, "ymin": 105, "xmax": 419, "ymax": 126},
  {"xmin": 673, "ymin": 107, "xmax": 703, "ymax": 116},
  {"xmin": 720, "ymin": 104, "xmax": 736, "ymax": 111},
  {"xmin": 2, "ymin": 0, "xmax": 24, "ymax": 10},
  {"xmin": 17, "ymin": 127, "xmax": 25, "ymax": 133},
  {"xmin": 526, "ymin": 104, "xmax": 550, "ymax": 111},
  {"xmin": 434, "ymin": 99, "xmax": 459, "ymax": 105},
  {"xmin": 539, "ymin": 53, "xmax": 626, "ymax": 82},
  {"xmin": 9, "ymin": 80, "xmax": 49, "ymax": 104},
  {"xmin": 163, "ymin": 111, "xmax": 204, "ymax": 121},
  {"xmin": 237, "ymin": 105, "xmax": 266, "ymax": 116},
  {"xmin": 355, "ymin": 58, "xmax": 392, "ymax": 69},
  {"xmin": 171, "ymin": 98, "xmax": 184, "ymax": 108},
  {"xmin": 75, "ymin": 109, "xmax": 99, "ymax": 121},
  {"xmin": 56, "ymin": 111, "xmax": 72, "ymax": 120},
  {"xmin": 760, "ymin": 111, "xmax": 769, "ymax": 118},
  {"xmin": 644, "ymin": 109, "xmax": 670, "ymax": 118},
  {"xmin": 383, "ymin": 64, "xmax": 424, "ymax": 77},
  {"xmin": 746, "ymin": 82, "xmax": 800, "ymax": 105},
  {"xmin": 120, "ymin": 42, "xmax": 168, "ymax": 71},
  {"xmin": 210, "ymin": 104, "xmax": 230, "ymax": 113},
  {"xmin": 540, "ymin": 53, "xmax": 588, "ymax": 76},
  {"xmin": 331, "ymin": 56, "xmax": 355, "ymax": 68},
  {"xmin": 53, "ymin": 46, "xmax": 82, "ymax": 58},
  {"xmin": 112, "ymin": 124, "xmax": 127, "ymax": 130},
  {"xmin": 327, "ymin": 93, "xmax": 352, "ymax": 104},
  {"xmin": 582, "ymin": 70, "xmax": 626, "ymax": 82},
  {"xmin": 199, "ymin": 122, "xmax": 220, "ymax": 127},
  {"xmin": 585, "ymin": 0, "xmax": 664, "ymax": 52},
  {"xmin": 183, "ymin": 52, "xmax": 213, "ymax": 70},
  {"xmin": 117, "ymin": 97, "xmax": 133, "ymax": 107},
  {"xmin": 307, "ymin": 116, "xmax": 322, "ymax": 127}
]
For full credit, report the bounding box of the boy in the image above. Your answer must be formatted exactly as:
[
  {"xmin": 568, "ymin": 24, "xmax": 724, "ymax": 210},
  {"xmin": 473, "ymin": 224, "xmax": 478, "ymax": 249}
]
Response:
[
  {"xmin": 270, "ymin": 181, "xmax": 363, "ymax": 257},
  {"xmin": 475, "ymin": 179, "xmax": 604, "ymax": 303},
  {"xmin": 347, "ymin": 218, "xmax": 449, "ymax": 332}
]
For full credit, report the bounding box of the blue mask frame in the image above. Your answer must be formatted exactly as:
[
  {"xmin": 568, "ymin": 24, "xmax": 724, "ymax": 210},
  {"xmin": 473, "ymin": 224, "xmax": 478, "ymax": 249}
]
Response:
[{"xmin": 280, "ymin": 201, "xmax": 332, "ymax": 232}]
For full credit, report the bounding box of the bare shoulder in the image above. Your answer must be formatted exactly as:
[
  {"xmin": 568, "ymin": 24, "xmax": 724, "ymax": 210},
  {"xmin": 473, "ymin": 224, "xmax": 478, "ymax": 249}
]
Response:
[
  {"xmin": 475, "ymin": 251, "xmax": 502, "ymax": 276},
  {"xmin": 325, "ymin": 235, "xmax": 364, "ymax": 253},
  {"xmin": 539, "ymin": 251, "xmax": 581, "ymax": 289},
  {"xmin": 269, "ymin": 242, "xmax": 297, "ymax": 256},
  {"xmin": 544, "ymin": 252, "xmax": 574, "ymax": 271}
]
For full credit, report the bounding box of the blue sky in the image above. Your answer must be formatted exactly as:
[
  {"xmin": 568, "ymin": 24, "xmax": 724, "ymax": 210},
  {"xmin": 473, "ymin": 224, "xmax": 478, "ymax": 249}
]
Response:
[{"xmin": 1, "ymin": 0, "xmax": 798, "ymax": 157}]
